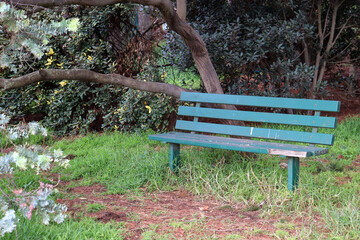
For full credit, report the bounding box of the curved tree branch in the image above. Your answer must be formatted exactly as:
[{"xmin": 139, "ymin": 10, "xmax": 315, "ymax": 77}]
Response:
[
  {"xmin": 8, "ymin": 0, "xmax": 224, "ymax": 94},
  {"xmin": 0, "ymin": 69, "xmax": 191, "ymax": 98}
]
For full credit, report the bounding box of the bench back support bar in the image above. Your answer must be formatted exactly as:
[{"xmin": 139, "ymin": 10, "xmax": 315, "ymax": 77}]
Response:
[
  {"xmin": 180, "ymin": 92, "xmax": 340, "ymax": 112},
  {"xmin": 177, "ymin": 93, "xmax": 340, "ymax": 146}
]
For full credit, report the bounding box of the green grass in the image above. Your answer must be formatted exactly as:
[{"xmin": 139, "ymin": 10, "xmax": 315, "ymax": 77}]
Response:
[
  {"xmin": 86, "ymin": 203, "xmax": 107, "ymax": 213},
  {"xmin": 2, "ymin": 116, "xmax": 360, "ymax": 239},
  {"xmin": 2, "ymin": 216, "xmax": 127, "ymax": 240},
  {"xmin": 152, "ymin": 43, "xmax": 202, "ymax": 90},
  {"xmin": 163, "ymin": 66, "xmax": 202, "ymax": 90}
]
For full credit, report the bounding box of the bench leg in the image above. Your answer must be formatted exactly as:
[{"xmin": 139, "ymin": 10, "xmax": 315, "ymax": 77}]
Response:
[
  {"xmin": 287, "ymin": 157, "xmax": 300, "ymax": 191},
  {"xmin": 169, "ymin": 143, "xmax": 180, "ymax": 172}
]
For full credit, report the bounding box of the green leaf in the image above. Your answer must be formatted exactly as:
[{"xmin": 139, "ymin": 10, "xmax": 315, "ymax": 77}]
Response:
[{"xmin": 67, "ymin": 18, "xmax": 80, "ymax": 32}]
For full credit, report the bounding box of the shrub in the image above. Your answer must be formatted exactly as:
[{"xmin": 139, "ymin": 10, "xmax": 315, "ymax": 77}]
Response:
[
  {"xmin": 164, "ymin": 1, "xmax": 317, "ymax": 98},
  {"xmin": 1, "ymin": 4, "xmax": 175, "ymax": 135}
]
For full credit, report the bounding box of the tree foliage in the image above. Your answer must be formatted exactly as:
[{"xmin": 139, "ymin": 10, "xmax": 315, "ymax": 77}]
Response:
[
  {"xmin": 1, "ymin": 3, "xmax": 176, "ymax": 134},
  {"xmin": 0, "ymin": 2, "xmax": 79, "ymax": 73},
  {"xmin": 166, "ymin": 0, "xmax": 360, "ymax": 97}
]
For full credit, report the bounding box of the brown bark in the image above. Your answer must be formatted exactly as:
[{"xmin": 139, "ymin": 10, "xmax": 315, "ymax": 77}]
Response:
[
  {"xmin": 176, "ymin": 0, "xmax": 186, "ymax": 21},
  {"xmin": 0, "ymin": 69, "xmax": 190, "ymax": 98},
  {"xmin": 302, "ymin": 40, "xmax": 311, "ymax": 66},
  {"xmin": 309, "ymin": 0, "xmax": 345, "ymax": 99}
]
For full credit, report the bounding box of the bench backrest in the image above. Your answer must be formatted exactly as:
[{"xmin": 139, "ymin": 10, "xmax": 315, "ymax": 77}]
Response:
[{"xmin": 176, "ymin": 92, "xmax": 340, "ymax": 146}]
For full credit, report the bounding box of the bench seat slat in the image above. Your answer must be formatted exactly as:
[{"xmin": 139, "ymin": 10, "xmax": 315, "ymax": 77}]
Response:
[
  {"xmin": 149, "ymin": 132, "xmax": 328, "ymax": 158},
  {"xmin": 178, "ymin": 106, "xmax": 337, "ymax": 128},
  {"xmin": 175, "ymin": 120, "xmax": 334, "ymax": 145},
  {"xmin": 180, "ymin": 92, "xmax": 341, "ymax": 112}
]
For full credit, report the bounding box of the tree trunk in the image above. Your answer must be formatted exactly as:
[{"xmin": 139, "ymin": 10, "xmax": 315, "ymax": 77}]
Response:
[{"xmin": 176, "ymin": 0, "xmax": 186, "ymax": 21}]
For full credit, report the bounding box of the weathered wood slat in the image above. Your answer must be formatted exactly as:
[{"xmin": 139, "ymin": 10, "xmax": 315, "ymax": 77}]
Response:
[
  {"xmin": 178, "ymin": 106, "xmax": 337, "ymax": 128},
  {"xmin": 151, "ymin": 132, "xmax": 328, "ymax": 152},
  {"xmin": 180, "ymin": 92, "xmax": 341, "ymax": 112},
  {"xmin": 175, "ymin": 120, "xmax": 334, "ymax": 145},
  {"xmin": 149, "ymin": 132, "xmax": 328, "ymax": 157}
]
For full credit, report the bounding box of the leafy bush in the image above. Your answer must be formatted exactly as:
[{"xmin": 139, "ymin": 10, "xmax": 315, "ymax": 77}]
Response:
[
  {"xmin": 1, "ymin": 4, "xmax": 175, "ymax": 135},
  {"xmin": 164, "ymin": 1, "xmax": 317, "ymax": 97},
  {"xmin": 0, "ymin": 2, "xmax": 79, "ymax": 73},
  {"xmin": 102, "ymin": 88, "xmax": 176, "ymax": 132}
]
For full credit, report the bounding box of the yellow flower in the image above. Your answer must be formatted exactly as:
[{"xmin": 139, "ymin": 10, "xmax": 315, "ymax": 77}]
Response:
[
  {"xmin": 54, "ymin": 90, "xmax": 59, "ymax": 94},
  {"xmin": 87, "ymin": 55, "xmax": 93, "ymax": 61},
  {"xmin": 145, "ymin": 105, "xmax": 152, "ymax": 114},
  {"xmin": 57, "ymin": 63, "xmax": 64, "ymax": 69},
  {"xmin": 46, "ymin": 48, "xmax": 55, "ymax": 55},
  {"xmin": 59, "ymin": 80, "xmax": 67, "ymax": 87},
  {"xmin": 160, "ymin": 71, "xmax": 167, "ymax": 79},
  {"xmin": 114, "ymin": 125, "xmax": 118, "ymax": 130},
  {"xmin": 45, "ymin": 57, "xmax": 54, "ymax": 66}
]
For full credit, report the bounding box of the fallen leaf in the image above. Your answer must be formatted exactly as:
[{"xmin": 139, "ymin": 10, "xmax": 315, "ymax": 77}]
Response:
[
  {"xmin": 199, "ymin": 206, "xmax": 209, "ymax": 211},
  {"xmin": 13, "ymin": 189, "xmax": 23, "ymax": 195}
]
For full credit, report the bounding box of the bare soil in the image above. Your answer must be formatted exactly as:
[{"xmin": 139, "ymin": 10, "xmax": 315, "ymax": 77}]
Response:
[
  {"xmin": 324, "ymin": 89, "xmax": 360, "ymax": 121},
  {"xmin": 56, "ymin": 182, "xmax": 326, "ymax": 239}
]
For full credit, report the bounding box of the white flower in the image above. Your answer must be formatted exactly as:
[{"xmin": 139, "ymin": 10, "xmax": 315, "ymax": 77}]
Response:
[
  {"xmin": 0, "ymin": 197, "xmax": 9, "ymax": 212},
  {"xmin": 15, "ymin": 156, "xmax": 27, "ymax": 170},
  {"xmin": 40, "ymin": 127, "xmax": 48, "ymax": 137},
  {"xmin": 0, "ymin": 113, "xmax": 10, "ymax": 129},
  {"xmin": 53, "ymin": 149, "xmax": 63, "ymax": 160},
  {"xmin": 8, "ymin": 129, "xmax": 19, "ymax": 140},
  {"xmin": 53, "ymin": 213, "xmax": 66, "ymax": 224},
  {"xmin": 41, "ymin": 213, "xmax": 50, "ymax": 225},
  {"xmin": 28, "ymin": 122, "xmax": 39, "ymax": 135},
  {"xmin": 0, "ymin": 155, "xmax": 14, "ymax": 174},
  {"xmin": 0, "ymin": 210, "xmax": 17, "ymax": 237},
  {"xmin": 37, "ymin": 155, "xmax": 51, "ymax": 171},
  {"xmin": 59, "ymin": 158, "xmax": 70, "ymax": 168}
]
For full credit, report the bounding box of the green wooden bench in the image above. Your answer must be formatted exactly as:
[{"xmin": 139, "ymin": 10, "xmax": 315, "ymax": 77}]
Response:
[{"xmin": 149, "ymin": 92, "xmax": 340, "ymax": 191}]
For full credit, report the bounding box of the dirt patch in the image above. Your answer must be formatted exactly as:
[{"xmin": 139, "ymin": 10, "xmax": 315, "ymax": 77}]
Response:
[
  {"xmin": 96, "ymin": 211, "xmax": 128, "ymax": 223},
  {"xmin": 1, "ymin": 147, "xmax": 15, "ymax": 154},
  {"xmin": 57, "ymin": 183, "xmax": 326, "ymax": 239},
  {"xmin": 68, "ymin": 183, "xmax": 107, "ymax": 195},
  {"xmin": 325, "ymin": 89, "xmax": 360, "ymax": 121},
  {"xmin": 345, "ymin": 156, "xmax": 360, "ymax": 171},
  {"xmin": 335, "ymin": 175, "xmax": 353, "ymax": 185}
]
